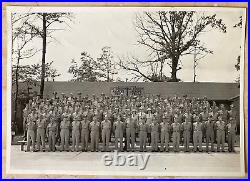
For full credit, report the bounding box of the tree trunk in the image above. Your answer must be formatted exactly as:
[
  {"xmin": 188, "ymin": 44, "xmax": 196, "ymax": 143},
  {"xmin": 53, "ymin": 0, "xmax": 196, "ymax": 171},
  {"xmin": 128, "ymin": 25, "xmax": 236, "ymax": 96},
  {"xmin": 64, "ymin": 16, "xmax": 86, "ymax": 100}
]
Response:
[
  {"xmin": 40, "ymin": 13, "xmax": 47, "ymax": 98},
  {"xmin": 14, "ymin": 50, "xmax": 21, "ymax": 129},
  {"xmin": 170, "ymin": 57, "xmax": 178, "ymax": 82}
]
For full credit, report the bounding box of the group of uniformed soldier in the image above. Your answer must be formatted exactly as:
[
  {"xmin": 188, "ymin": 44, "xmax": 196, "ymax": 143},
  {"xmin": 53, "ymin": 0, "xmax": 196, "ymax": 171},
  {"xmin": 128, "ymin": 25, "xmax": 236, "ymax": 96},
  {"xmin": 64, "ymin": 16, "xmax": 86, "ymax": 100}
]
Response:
[{"xmin": 22, "ymin": 93, "xmax": 238, "ymax": 153}]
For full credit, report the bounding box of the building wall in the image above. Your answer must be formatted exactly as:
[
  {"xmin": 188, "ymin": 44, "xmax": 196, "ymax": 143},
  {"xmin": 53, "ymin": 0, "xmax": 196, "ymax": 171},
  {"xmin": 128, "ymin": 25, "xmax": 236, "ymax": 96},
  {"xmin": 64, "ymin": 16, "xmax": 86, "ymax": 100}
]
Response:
[{"xmin": 17, "ymin": 81, "xmax": 240, "ymax": 100}]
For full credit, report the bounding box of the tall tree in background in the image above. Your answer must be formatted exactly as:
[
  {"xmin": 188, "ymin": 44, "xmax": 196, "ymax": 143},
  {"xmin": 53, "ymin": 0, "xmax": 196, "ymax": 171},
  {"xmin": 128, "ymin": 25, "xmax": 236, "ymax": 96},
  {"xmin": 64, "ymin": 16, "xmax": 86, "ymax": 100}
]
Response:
[
  {"xmin": 25, "ymin": 13, "xmax": 73, "ymax": 98},
  {"xmin": 121, "ymin": 11, "xmax": 227, "ymax": 82},
  {"xmin": 69, "ymin": 47, "xmax": 117, "ymax": 82},
  {"xmin": 68, "ymin": 51, "xmax": 105, "ymax": 82},
  {"xmin": 12, "ymin": 61, "xmax": 60, "ymax": 94},
  {"xmin": 97, "ymin": 46, "xmax": 117, "ymax": 82},
  {"xmin": 233, "ymin": 16, "xmax": 243, "ymax": 83},
  {"xmin": 11, "ymin": 13, "xmax": 40, "ymax": 128}
]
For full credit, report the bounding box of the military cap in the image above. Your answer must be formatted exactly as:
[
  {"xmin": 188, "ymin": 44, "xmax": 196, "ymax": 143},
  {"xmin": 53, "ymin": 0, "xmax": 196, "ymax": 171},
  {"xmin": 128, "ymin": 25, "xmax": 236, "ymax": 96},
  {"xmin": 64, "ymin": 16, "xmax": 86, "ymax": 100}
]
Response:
[{"xmin": 132, "ymin": 109, "xmax": 137, "ymax": 112}]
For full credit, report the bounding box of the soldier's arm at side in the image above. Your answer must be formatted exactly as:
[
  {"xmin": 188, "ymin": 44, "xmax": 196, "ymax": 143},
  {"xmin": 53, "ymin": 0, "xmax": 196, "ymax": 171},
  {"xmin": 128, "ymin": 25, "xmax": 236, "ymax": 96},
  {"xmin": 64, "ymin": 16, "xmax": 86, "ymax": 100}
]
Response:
[
  {"xmin": 46, "ymin": 125, "xmax": 49, "ymax": 138},
  {"xmin": 55, "ymin": 123, "xmax": 58, "ymax": 138}
]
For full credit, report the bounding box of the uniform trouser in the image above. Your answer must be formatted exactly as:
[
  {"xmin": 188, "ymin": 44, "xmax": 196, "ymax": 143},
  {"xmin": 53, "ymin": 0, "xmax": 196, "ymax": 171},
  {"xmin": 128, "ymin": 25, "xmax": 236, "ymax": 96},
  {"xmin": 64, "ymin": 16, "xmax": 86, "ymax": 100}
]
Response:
[
  {"xmin": 228, "ymin": 132, "xmax": 236, "ymax": 152},
  {"xmin": 115, "ymin": 130, "xmax": 123, "ymax": 151},
  {"xmin": 27, "ymin": 130, "xmax": 35, "ymax": 151},
  {"xmin": 161, "ymin": 132, "xmax": 169, "ymax": 151},
  {"xmin": 60, "ymin": 129, "xmax": 69, "ymax": 151},
  {"xmin": 206, "ymin": 132, "xmax": 214, "ymax": 152},
  {"xmin": 102, "ymin": 129, "xmax": 110, "ymax": 151},
  {"xmin": 36, "ymin": 128, "xmax": 45, "ymax": 151},
  {"xmin": 48, "ymin": 131, "xmax": 56, "ymax": 151},
  {"xmin": 147, "ymin": 132, "xmax": 151, "ymax": 146},
  {"xmin": 90, "ymin": 131, "xmax": 99, "ymax": 151},
  {"xmin": 217, "ymin": 131, "xmax": 225, "ymax": 151},
  {"xmin": 81, "ymin": 130, "xmax": 89, "ymax": 151},
  {"xmin": 193, "ymin": 131, "xmax": 202, "ymax": 151},
  {"xmin": 57, "ymin": 126, "xmax": 61, "ymax": 145},
  {"xmin": 183, "ymin": 131, "xmax": 190, "ymax": 151},
  {"xmin": 139, "ymin": 131, "xmax": 147, "ymax": 151},
  {"xmin": 126, "ymin": 128, "xmax": 135, "ymax": 151},
  {"xmin": 151, "ymin": 132, "xmax": 159, "ymax": 151},
  {"xmin": 72, "ymin": 130, "xmax": 80, "ymax": 151},
  {"xmin": 173, "ymin": 132, "xmax": 180, "ymax": 152}
]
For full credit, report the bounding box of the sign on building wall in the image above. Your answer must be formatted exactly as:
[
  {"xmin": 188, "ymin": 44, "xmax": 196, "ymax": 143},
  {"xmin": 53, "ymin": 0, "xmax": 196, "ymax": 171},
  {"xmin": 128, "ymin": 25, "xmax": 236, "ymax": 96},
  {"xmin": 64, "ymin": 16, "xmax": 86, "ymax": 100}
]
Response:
[{"xmin": 111, "ymin": 86, "xmax": 144, "ymax": 96}]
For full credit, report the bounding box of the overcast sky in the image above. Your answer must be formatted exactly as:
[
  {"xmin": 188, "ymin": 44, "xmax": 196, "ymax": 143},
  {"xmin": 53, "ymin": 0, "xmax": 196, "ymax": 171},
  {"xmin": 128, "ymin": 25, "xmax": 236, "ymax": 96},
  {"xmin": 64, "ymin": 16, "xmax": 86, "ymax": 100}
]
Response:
[{"xmin": 12, "ymin": 7, "xmax": 245, "ymax": 83}]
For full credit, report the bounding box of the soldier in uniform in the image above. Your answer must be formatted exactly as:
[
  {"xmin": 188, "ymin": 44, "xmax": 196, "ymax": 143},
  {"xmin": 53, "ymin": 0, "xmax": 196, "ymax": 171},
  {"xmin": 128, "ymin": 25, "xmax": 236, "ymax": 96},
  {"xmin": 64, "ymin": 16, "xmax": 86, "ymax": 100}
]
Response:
[
  {"xmin": 46, "ymin": 117, "xmax": 58, "ymax": 152},
  {"xmin": 81, "ymin": 113, "xmax": 90, "ymax": 152},
  {"xmin": 90, "ymin": 116, "xmax": 100, "ymax": 152},
  {"xmin": 227, "ymin": 117, "xmax": 237, "ymax": 152},
  {"xmin": 113, "ymin": 115, "xmax": 124, "ymax": 151},
  {"xmin": 172, "ymin": 115, "xmax": 181, "ymax": 152},
  {"xmin": 193, "ymin": 115, "xmax": 203, "ymax": 152},
  {"xmin": 201, "ymin": 107, "xmax": 209, "ymax": 142},
  {"xmin": 205, "ymin": 115, "xmax": 215, "ymax": 152},
  {"xmin": 146, "ymin": 108, "xmax": 153, "ymax": 145},
  {"xmin": 139, "ymin": 116, "xmax": 147, "ymax": 152},
  {"xmin": 60, "ymin": 115, "xmax": 70, "ymax": 151},
  {"xmin": 26, "ymin": 113, "xmax": 37, "ymax": 152},
  {"xmin": 160, "ymin": 115, "xmax": 170, "ymax": 152},
  {"xmin": 182, "ymin": 115, "xmax": 192, "ymax": 152},
  {"xmin": 150, "ymin": 117, "xmax": 159, "ymax": 152},
  {"xmin": 101, "ymin": 114, "xmax": 111, "ymax": 152},
  {"xmin": 216, "ymin": 116, "xmax": 226, "ymax": 152},
  {"xmin": 36, "ymin": 114, "xmax": 46, "ymax": 152},
  {"xmin": 220, "ymin": 104, "xmax": 229, "ymax": 125},
  {"xmin": 22, "ymin": 105, "xmax": 29, "ymax": 140},
  {"xmin": 71, "ymin": 116, "xmax": 81, "ymax": 152},
  {"xmin": 126, "ymin": 114, "xmax": 136, "ymax": 152}
]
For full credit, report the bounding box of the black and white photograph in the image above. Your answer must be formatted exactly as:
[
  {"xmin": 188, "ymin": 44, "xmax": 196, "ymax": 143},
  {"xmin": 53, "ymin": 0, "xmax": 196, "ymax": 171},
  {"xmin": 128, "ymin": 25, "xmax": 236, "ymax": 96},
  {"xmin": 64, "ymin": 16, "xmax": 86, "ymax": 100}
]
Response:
[{"xmin": 4, "ymin": 4, "xmax": 247, "ymax": 178}]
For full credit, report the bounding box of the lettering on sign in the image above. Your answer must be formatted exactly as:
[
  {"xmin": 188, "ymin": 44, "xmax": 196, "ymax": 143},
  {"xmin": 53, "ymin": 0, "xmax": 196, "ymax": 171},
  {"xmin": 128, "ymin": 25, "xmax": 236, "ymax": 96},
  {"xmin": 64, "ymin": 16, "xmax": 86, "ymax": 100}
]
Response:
[{"xmin": 111, "ymin": 86, "xmax": 144, "ymax": 96}]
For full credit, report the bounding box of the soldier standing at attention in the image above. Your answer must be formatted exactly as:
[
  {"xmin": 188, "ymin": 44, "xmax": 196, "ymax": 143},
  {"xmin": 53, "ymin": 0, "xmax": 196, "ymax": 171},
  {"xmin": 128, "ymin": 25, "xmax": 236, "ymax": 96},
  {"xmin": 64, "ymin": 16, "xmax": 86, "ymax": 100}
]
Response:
[
  {"xmin": 182, "ymin": 115, "xmax": 192, "ymax": 152},
  {"xmin": 113, "ymin": 115, "xmax": 124, "ymax": 151},
  {"xmin": 205, "ymin": 116, "xmax": 215, "ymax": 152},
  {"xmin": 160, "ymin": 115, "xmax": 170, "ymax": 152},
  {"xmin": 193, "ymin": 115, "xmax": 203, "ymax": 152},
  {"xmin": 101, "ymin": 114, "xmax": 111, "ymax": 152},
  {"xmin": 131, "ymin": 109, "xmax": 138, "ymax": 144},
  {"xmin": 220, "ymin": 104, "xmax": 229, "ymax": 125},
  {"xmin": 172, "ymin": 116, "xmax": 181, "ymax": 152},
  {"xmin": 46, "ymin": 117, "xmax": 58, "ymax": 152},
  {"xmin": 90, "ymin": 116, "xmax": 100, "ymax": 152},
  {"xmin": 81, "ymin": 114, "xmax": 90, "ymax": 152},
  {"xmin": 216, "ymin": 116, "xmax": 226, "ymax": 152},
  {"xmin": 201, "ymin": 107, "xmax": 209, "ymax": 142},
  {"xmin": 150, "ymin": 117, "xmax": 159, "ymax": 152},
  {"xmin": 139, "ymin": 116, "xmax": 147, "ymax": 152},
  {"xmin": 60, "ymin": 115, "xmax": 70, "ymax": 152},
  {"xmin": 36, "ymin": 114, "xmax": 46, "ymax": 152},
  {"xmin": 146, "ymin": 108, "xmax": 153, "ymax": 145},
  {"xmin": 26, "ymin": 113, "xmax": 37, "ymax": 152},
  {"xmin": 126, "ymin": 114, "xmax": 136, "ymax": 152},
  {"xmin": 22, "ymin": 105, "xmax": 29, "ymax": 140},
  {"xmin": 71, "ymin": 116, "xmax": 81, "ymax": 152},
  {"xmin": 227, "ymin": 117, "xmax": 237, "ymax": 152}
]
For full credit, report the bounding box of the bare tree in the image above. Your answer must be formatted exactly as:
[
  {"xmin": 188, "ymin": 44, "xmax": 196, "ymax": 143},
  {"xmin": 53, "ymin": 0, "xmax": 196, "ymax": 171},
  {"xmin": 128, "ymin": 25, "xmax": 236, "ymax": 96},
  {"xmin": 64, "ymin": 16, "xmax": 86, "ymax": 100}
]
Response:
[
  {"xmin": 119, "ymin": 54, "xmax": 172, "ymax": 82},
  {"xmin": 121, "ymin": 11, "xmax": 227, "ymax": 82},
  {"xmin": 11, "ymin": 13, "xmax": 40, "ymax": 129}
]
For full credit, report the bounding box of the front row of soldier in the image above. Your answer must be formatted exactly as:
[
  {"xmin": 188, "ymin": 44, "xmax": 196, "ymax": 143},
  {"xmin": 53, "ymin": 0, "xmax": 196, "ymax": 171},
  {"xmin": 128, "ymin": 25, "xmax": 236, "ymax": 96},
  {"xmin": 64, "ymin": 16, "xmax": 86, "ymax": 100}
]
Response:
[{"xmin": 26, "ymin": 114, "xmax": 237, "ymax": 153}]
